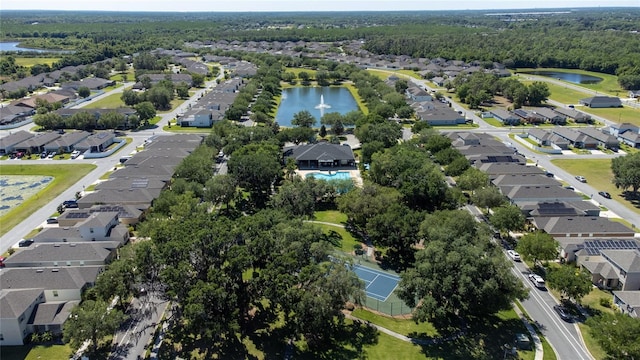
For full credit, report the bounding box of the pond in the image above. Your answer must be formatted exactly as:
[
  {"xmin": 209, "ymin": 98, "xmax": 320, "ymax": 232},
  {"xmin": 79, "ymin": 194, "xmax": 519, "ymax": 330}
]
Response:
[
  {"xmin": 0, "ymin": 41, "xmax": 71, "ymax": 53},
  {"xmin": 0, "ymin": 175, "xmax": 53, "ymax": 216},
  {"xmin": 524, "ymin": 70, "xmax": 603, "ymax": 84},
  {"xmin": 275, "ymin": 87, "xmax": 359, "ymax": 127}
]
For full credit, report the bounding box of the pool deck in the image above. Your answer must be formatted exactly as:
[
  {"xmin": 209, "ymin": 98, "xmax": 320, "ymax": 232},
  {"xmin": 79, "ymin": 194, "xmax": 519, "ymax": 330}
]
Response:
[{"xmin": 296, "ymin": 168, "xmax": 363, "ymax": 187}]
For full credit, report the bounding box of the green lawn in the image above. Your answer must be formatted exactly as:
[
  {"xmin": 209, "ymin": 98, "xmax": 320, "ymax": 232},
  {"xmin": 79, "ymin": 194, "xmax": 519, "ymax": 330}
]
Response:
[
  {"xmin": 284, "ymin": 67, "xmax": 318, "ymax": 79},
  {"xmin": 550, "ymin": 158, "xmax": 640, "ymax": 216},
  {"xmin": 311, "ymin": 223, "xmax": 361, "ymax": 252},
  {"xmin": 580, "ymin": 106, "xmax": 640, "ymax": 127},
  {"xmin": 0, "ymin": 344, "xmax": 73, "ymax": 360},
  {"xmin": 13, "ymin": 57, "xmax": 61, "ymax": 67},
  {"xmin": 83, "ymin": 93, "xmax": 125, "ymax": 109},
  {"xmin": 343, "ymin": 83, "xmax": 370, "ymax": 115},
  {"xmin": 578, "ymin": 323, "xmax": 607, "ymax": 360},
  {"xmin": 352, "ymin": 308, "xmax": 438, "ymax": 338},
  {"xmin": 0, "ymin": 164, "xmax": 97, "ymax": 236},
  {"xmin": 314, "ymin": 210, "xmax": 347, "ymax": 224}
]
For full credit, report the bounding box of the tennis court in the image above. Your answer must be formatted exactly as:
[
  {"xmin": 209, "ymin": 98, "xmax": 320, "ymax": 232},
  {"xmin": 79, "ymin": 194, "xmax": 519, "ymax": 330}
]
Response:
[{"xmin": 352, "ymin": 264, "xmax": 400, "ymax": 302}]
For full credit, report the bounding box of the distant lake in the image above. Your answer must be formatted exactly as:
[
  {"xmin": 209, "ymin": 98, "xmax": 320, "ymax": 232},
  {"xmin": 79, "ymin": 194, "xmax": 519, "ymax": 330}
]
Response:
[
  {"xmin": 525, "ymin": 70, "xmax": 603, "ymax": 85},
  {"xmin": 275, "ymin": 87, "xmax": 359, "ymax": 127},
  {"xmin": 0, "ymin": 41, "xmax": 71, "ymax": 53}
]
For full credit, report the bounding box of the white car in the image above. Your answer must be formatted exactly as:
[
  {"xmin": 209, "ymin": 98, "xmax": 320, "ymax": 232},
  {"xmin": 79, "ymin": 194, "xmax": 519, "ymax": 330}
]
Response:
[
  {"xmin": 507, "ymin": 250, "xmax": 521, "ymax": 262},
  {"xmin": 70, "ymin": 150, "xmax": 81, "ymax": 159},
  {"xmin": 528, "ymin": 274, "xmax": 546, "ymax": 288}
]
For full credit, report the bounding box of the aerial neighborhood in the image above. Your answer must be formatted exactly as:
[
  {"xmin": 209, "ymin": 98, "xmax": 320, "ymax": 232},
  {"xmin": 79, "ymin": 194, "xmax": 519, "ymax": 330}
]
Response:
[{"xmin": 1, "ymin": 7, "xmax": 639, "ymax": 360}]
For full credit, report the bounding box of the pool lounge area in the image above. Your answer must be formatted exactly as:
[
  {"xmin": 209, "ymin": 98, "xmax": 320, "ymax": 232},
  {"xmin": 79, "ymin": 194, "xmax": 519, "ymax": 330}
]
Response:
[{"xmin": 298, "ymin": 169, "xmax": 363, "ymax": 187}]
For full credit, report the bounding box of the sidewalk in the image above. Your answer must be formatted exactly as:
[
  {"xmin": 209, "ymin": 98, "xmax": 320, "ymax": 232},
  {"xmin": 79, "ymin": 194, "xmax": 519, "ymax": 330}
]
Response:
[{"xmin": 513, "ymin": 305, "xmax": 544, "ymax": 360}]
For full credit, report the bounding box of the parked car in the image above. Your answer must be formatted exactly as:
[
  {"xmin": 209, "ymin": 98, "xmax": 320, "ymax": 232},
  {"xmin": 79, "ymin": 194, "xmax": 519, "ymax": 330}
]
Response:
[
  {"xmin": 598, "ymin": 191, "xmax": 611, "ymax": 199},
  {"xmin": 63, "ymin": 200, "xmax": 78, "ymax": 209},
  {"xmin": 528, "ymin": 274, "xmax": 546, "ymax": 288},
  {"xmin": 553, "ymin": 305, "xmax": 572, "ymax": 322},
  {"xmin": 564, "ymin": 186, "xmax": 575, "ymax": 191},
  {"xmin": 507, "ymin": 250, "xmax": 521, "ymax": 262},
  {"xmin": 70, "ymin": 150, "xmax": 81, "ymax": 159},
  {"xmin": 47, "ymin": 152, "xmax": 56, "ymax": 159},
  {"xmin": 575, "ymin": 175, "xmax": 587, "ymax": 183},
  {"xmin": 46, "ymin": 217, "xmax": 58, "ymax": 224},
  {"xmin": 545, "ymin": 172, "xmax": 554, "ymax": 178},
  {"xmin": 40, "ymin": 151, "xmax": 48, "ymax": 159},
  {"xmin": 18, "ymin": 239, "xmax": 34, "ymax": 247}
]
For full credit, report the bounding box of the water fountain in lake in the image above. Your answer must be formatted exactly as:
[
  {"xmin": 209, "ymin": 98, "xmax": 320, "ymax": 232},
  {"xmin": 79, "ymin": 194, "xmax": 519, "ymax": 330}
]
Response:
[{"xmin": 314, "ymin": 94, "xmax": 331, "ymax": 116}]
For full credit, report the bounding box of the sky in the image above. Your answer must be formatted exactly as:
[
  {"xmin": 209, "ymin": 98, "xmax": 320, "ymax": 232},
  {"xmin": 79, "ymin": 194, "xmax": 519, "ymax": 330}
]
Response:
[{"xmin": 2, "ymin": 0, "xmax": 639, "ymax": 12}]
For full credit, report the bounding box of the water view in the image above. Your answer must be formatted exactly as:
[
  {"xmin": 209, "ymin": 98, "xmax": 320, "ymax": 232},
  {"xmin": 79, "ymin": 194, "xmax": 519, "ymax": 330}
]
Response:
[
  {"xmin": 275, "ymin": 87, "xmax": 359, "ymax": 127},
  {"xmin": 525, "ymin": 70, "xmax": 603, "ymax": 84},
  {"xmin": 0, "ymin": 41, "xmax": 70, "ymax": 53}
]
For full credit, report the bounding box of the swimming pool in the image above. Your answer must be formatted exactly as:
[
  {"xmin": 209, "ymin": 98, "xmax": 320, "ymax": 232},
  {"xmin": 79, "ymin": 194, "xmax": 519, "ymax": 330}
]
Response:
[{"xmin": 305, "ymin": 171, "xmax": 351, "ymax": 181}]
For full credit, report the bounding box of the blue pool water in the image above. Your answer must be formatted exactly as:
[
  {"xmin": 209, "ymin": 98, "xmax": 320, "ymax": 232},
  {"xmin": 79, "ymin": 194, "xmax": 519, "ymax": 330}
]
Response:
[{"xmin": 305, "ymin": 171, "xmax": 351, "ymax": 181}]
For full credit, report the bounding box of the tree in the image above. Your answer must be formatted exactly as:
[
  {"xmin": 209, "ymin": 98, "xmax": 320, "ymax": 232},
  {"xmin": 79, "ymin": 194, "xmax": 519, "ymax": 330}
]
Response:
[
  {"xmin": 78, "ymin": 86, "xmax": 91, "ymax": 98},
  {"xmin": 68, "ymin": 111, "xmax": 97, "ymax": 131},
  {"xmin": 527, "ymin": 81, "xmax": 551, "ymax": 106},
  {"xmin": 291, "ymin": 110, "xmax": 316, "ymax": 128},
  {"xmin": 516, "ymin": 231, "xmax": 559, "ymax": 265},
  {"xmin": 586, "ymin": 312, "xmax": 640, "ymax": 360},
  {"xmin": 472, "ymin": 186, "xmax": 506, "ymax": 210},
  {"xmin": 135, "ymin": 101, "xmax": 156, "ymax": 125},
  {"xmin": 490, "ymin": 204, "xmax": 525, "ymax": 235},
  {"xmin": 176, "ymin": 82, "xmax": 190, "ymax": 99},
  {"xmin": 354, "ymin": 122, "xmax": 401, "ymax": 147},
  {"xmin": 457, "ymin": 167, "xmax": 489, "ymax": 193},
  {"xmin": 97, "ymin": 111, "xmax": 125, "ymax": 130},
  {"xmin": 612, "ymin": 152, "xmax": 640, "ymax": 195},
  {"xmin": 34, "ymin": 112, "xmax": 64, "ymax": 130},
  {"xmin": 191, "ymin": 73, "xmax": 205, "ymax": 88},
  {"xmin": 121, "ymin": 89, "xmax": 140, "ymax": 106},
  {"xmin": 547, "ymin": 265, "xmax": 592, "ymax": 303},
  {"xmin": 277, "ymin": 127, "xmax": 316, "ymax": 145},
  {"xmin": 146, "ymin": 85, "xmax": 173, "ymax": 110},
  {"xmin": 337, "ymin": 182, "xmax": 401, "ymax": 232},
  {"xmin": 204, "ymin": 174, "xmax": 238, "ymax": 211},
  {"xmin": 319, "ymin": 124, "xmax": 327, "ymax": 138},
  {"xmin": 93, "ymin": 260, "xmax": 135, "ymax": 305},
  {"xmin": 63, "ymin": 300, "xmax": 124, "ymax": 353},
  {"xmin": 398, "ymin": 238, "xmax": 526, "ymax": 329},
  {"xmin": 227, "ymin": 142, "xmax": 282, "ymax": 208},
  {"xmin": 394, "ymin": 79, "xmax": 409, "ymax": 94}
]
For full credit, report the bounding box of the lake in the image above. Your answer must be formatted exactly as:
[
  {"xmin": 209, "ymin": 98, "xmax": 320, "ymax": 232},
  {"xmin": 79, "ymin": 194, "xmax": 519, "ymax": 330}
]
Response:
[
  {"xmin": 525, "ymin": 70, "xmax": 603, "ymax": 84},
  {"xmin": 0, "ymin": 41, "xmax": 70, "ymax": 53},
  {"xmin": 275, "ymin": 87, "xmax": 359, "ymax": 127}
]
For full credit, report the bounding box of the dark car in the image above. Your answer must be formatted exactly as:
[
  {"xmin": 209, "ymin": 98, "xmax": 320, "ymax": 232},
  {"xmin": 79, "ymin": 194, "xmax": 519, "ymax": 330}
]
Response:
[
  {"xmin": 598, "ymin": 191, "xmax": 611, "ymax": 199},
  {"xmin": 553, "ymin": 305, "xmax": 572, "ymax": 322},
  {"xmin": 46, "ymin": 217, "xmax": 58, "ymax": 224},
  {"xmin": 63, "ymin": 200, "xmax": 78, "ymax": 208},
  {"xmin": 18, "ymin": 239, "xmax": 34, "ymax": 247},
  {"xmin": 545, "ymin": 172, "xmax": 554, "ymax": 178}
]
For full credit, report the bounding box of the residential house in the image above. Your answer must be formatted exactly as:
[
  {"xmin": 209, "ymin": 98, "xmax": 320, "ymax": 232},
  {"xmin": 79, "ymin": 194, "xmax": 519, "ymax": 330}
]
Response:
[
  {"xmin": 613, "ymin": 291, "xmax": 640, "ymax": 318},
  {"xmin": 577, "ymin": 128, "xmax": 620, "ymax": 150},
  {"xmin": 0, "ymin": 105, "xmax": 35, "ymax": 126},
  {"xmin": 476, "ymin": 163, "xmax": 546, "ymax": 176},
  {"xmin": 551, "ymin": 128, "xmax": 599, "ymax": 149},
  {"xmin": 579, "ymin": 96, "xmax": 622, "ymax": 108},
  {"xmin": 628, "ymin": 90, "xmax": 640, "ymax": 99},
  {"xmin": 74, "ymin": 132, "xmax": 115, "ymax": 153},
  {"xmin": 491, "ymin": 174, "xmax": 561, "ymax": 188},
  {"xmin": 58, "ymin": 204, "xmax": 145, "ymax": 226},
  {"xmin": 42, "ymin": 131, "xmax": 91, "ymax": 153},
  {"xmin": 609, "ymin": 123, "xmax": 640, "ymax": 148},
  {"xmin": 2, "ymin": 243, "xmax": 115, "ymax": 268},
  {"xmin": 415, "ymin": 106, "xmax": 465, "ymax": 126},
  {"xmin": 490, "ymin": 109, "xmax": 520, "ymax": 125},
  {"xmin": 61, "ymin": 77, "xmax": 115, "ymax": 91},
  {"xmin": 284, "ymin": 143, "xmax": 355, "ymax": 169},
  {"xmin": 513, "ymin": 109, "xmax": 545, "ymax": 125},
  {"xmin": 406, "ymin": 86, "xmax": 432, "ymax": 102},
  {"xmin": 519, "ymin": 201, "xmax": 601, "ymax": 218},
  {"xmin": 0, "ymin": 130, "xmax": 34, "ymax": 154},
  {"xmin": 527, "ymin": 128, "xmax": 572, "ymax": 150},
  {"xmin": 500, "ymin": 186, "xmax": 583, "ymax": 205},
  {"xmin": 179, "ymin": 109, "xmax": 213, "ymax": 127},
  {"xmin": 31, "ymin": 212, "xmax": 129, "ymax": 245},
  {"xmin": 553, "ymin": 107, "xmax": 592, "ymax": 123},
  {"xmin": 531, "ymin": 217, "xmax": 636, "ymax": 238},
  {"xmin": 11, "ymin": 93, "xmax": 71, "ymax": 110},
  {"xmin": 531, "ymin": 107, "xmax": 566, "ymax": 125},
  {"xmin": 579, "ymin": 249, "xmax": 640, "ymax": 291},
  {"xmin": 0, "ymin": 266, "xmax": 102, "ymax": 345},
  {"xmin": 13, "ymin": 132, "xmax": 62, "ymax": 154}
]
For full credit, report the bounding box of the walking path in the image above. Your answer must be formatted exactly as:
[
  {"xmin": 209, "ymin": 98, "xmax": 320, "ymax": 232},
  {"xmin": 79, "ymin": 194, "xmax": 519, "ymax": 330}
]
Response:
[{"xmin": 513, "ymin": 305, "xmax": 544, "ymax": 360}]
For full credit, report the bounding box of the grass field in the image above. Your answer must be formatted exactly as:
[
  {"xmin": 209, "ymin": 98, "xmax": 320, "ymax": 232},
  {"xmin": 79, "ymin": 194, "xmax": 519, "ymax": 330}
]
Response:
[
  {"xmin": 0, "ymin": 344, "xmax": 73, "ymax": 360},
  {"xmin": 83, "ymin": 93, "xmax": 125, "ymax": 109},
  {"xmin": 343, "ymin": 83, "xmax": 369, "ymax": 114},
  {"xmin": 0, "ymin": 164, "xmax": 96, "ymax": 237},
  {"xmin": 284, "ymin": 67, "xmax": 318, "ymax": 79},
  {"xmin": 13, "ymin": 57, "xmax": 61, "ymax": 68},
  {"xmin": 550, "ymin": 158, "xmax": 640, "ymax": 216}
]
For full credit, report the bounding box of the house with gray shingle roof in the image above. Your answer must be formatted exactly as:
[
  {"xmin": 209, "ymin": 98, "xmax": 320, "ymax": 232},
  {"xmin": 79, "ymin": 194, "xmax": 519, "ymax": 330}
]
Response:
[
  {"xmin": 13, "ymin": 132, "xmax": 61, "ymax": 154},
  {"xmin": 519, "ymin": 201, "xmax": 601, "ymax": 218},
  {"xmin": 500, "ymin": 186, "xmax": 583, "ymax": 205},
  {"xmin": 551, "ymin": 128, "xmax": 599, "ymax": 149},
  {"xmin": 490, "ymin": 109, "xmax": 520, "ymax": 125},
  {"xmin": 285, "ymin": 143, "xmax": 355, "ymax": 169},
  {"xmin": 577, "ymin": 128, "xmax": 620, "ymax": 150},
  {"xmin": 29, "ymin": 300, "xmax": 80, "ymax": 336},
  {"xmin": 32, "ymin": 212, "xmax": 129, "ymax": 245},
  {"xmin": 3, "ymin": 243, "xmax": 115, "ymax": 268},
  {"xmin": 613, "ymin": 291, "xmax": 640, "ymax": 317},
  {"xmin": 532, "ymin": 217, "xmax": 636, "ymax": 238},
  {"xmin": 477, "ymin": 163, "xmax": 545, "ymax": 176},
  {"xmin": 579, "ymin": 96, "xmax": 622, "ymax": 108},
  {"xmin": 491, "ymin": 174, "xmax": 561, "ymax": 187},
  {"xmin": 0, "ymin": 266, "xmax": 102, "ymax": 302},
  {"xmin": 579, "ymin": 250, "xmax": 640, "ymax": 291},
  {"xmin": 0, "ymin": 130, "xmax": 34, "ymax": 154},
  {"xmin": 0, "ymin": 289, "xmax": 45, "ymax": 345},
  {"xmin": 553, "ymin": 107, "xmax": 592, "ymax": 123},
  {"xmin": 43, "ymin": 131, "xmax": 91, "ymax": 153},
  {"xmin": 531, "ymin": 107, "xmax": 566, "ymax": 125}
]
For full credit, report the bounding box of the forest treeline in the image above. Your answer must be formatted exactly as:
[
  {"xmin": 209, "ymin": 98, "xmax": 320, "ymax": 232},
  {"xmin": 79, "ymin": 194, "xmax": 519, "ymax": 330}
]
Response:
[{"xmin": 1, "ymin": 8, "xmax": 639, "ymax": 79}]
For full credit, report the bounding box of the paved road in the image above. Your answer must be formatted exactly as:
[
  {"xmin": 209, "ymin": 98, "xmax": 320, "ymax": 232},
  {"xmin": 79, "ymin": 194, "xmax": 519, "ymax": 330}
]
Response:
[
  {"xmin": 511, "ymin": 260, "xmax": 594, "ymax": 360},
  {"xmin": 109, "ymin": 292, "xmax": 169, "ymax": 360}
]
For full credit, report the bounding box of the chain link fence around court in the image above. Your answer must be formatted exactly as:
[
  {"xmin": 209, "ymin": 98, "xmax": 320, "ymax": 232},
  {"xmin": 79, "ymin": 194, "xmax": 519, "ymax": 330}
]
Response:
[{"xmin": 349, "ymin": 256, "xmax": 414, "ymax": 317}]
